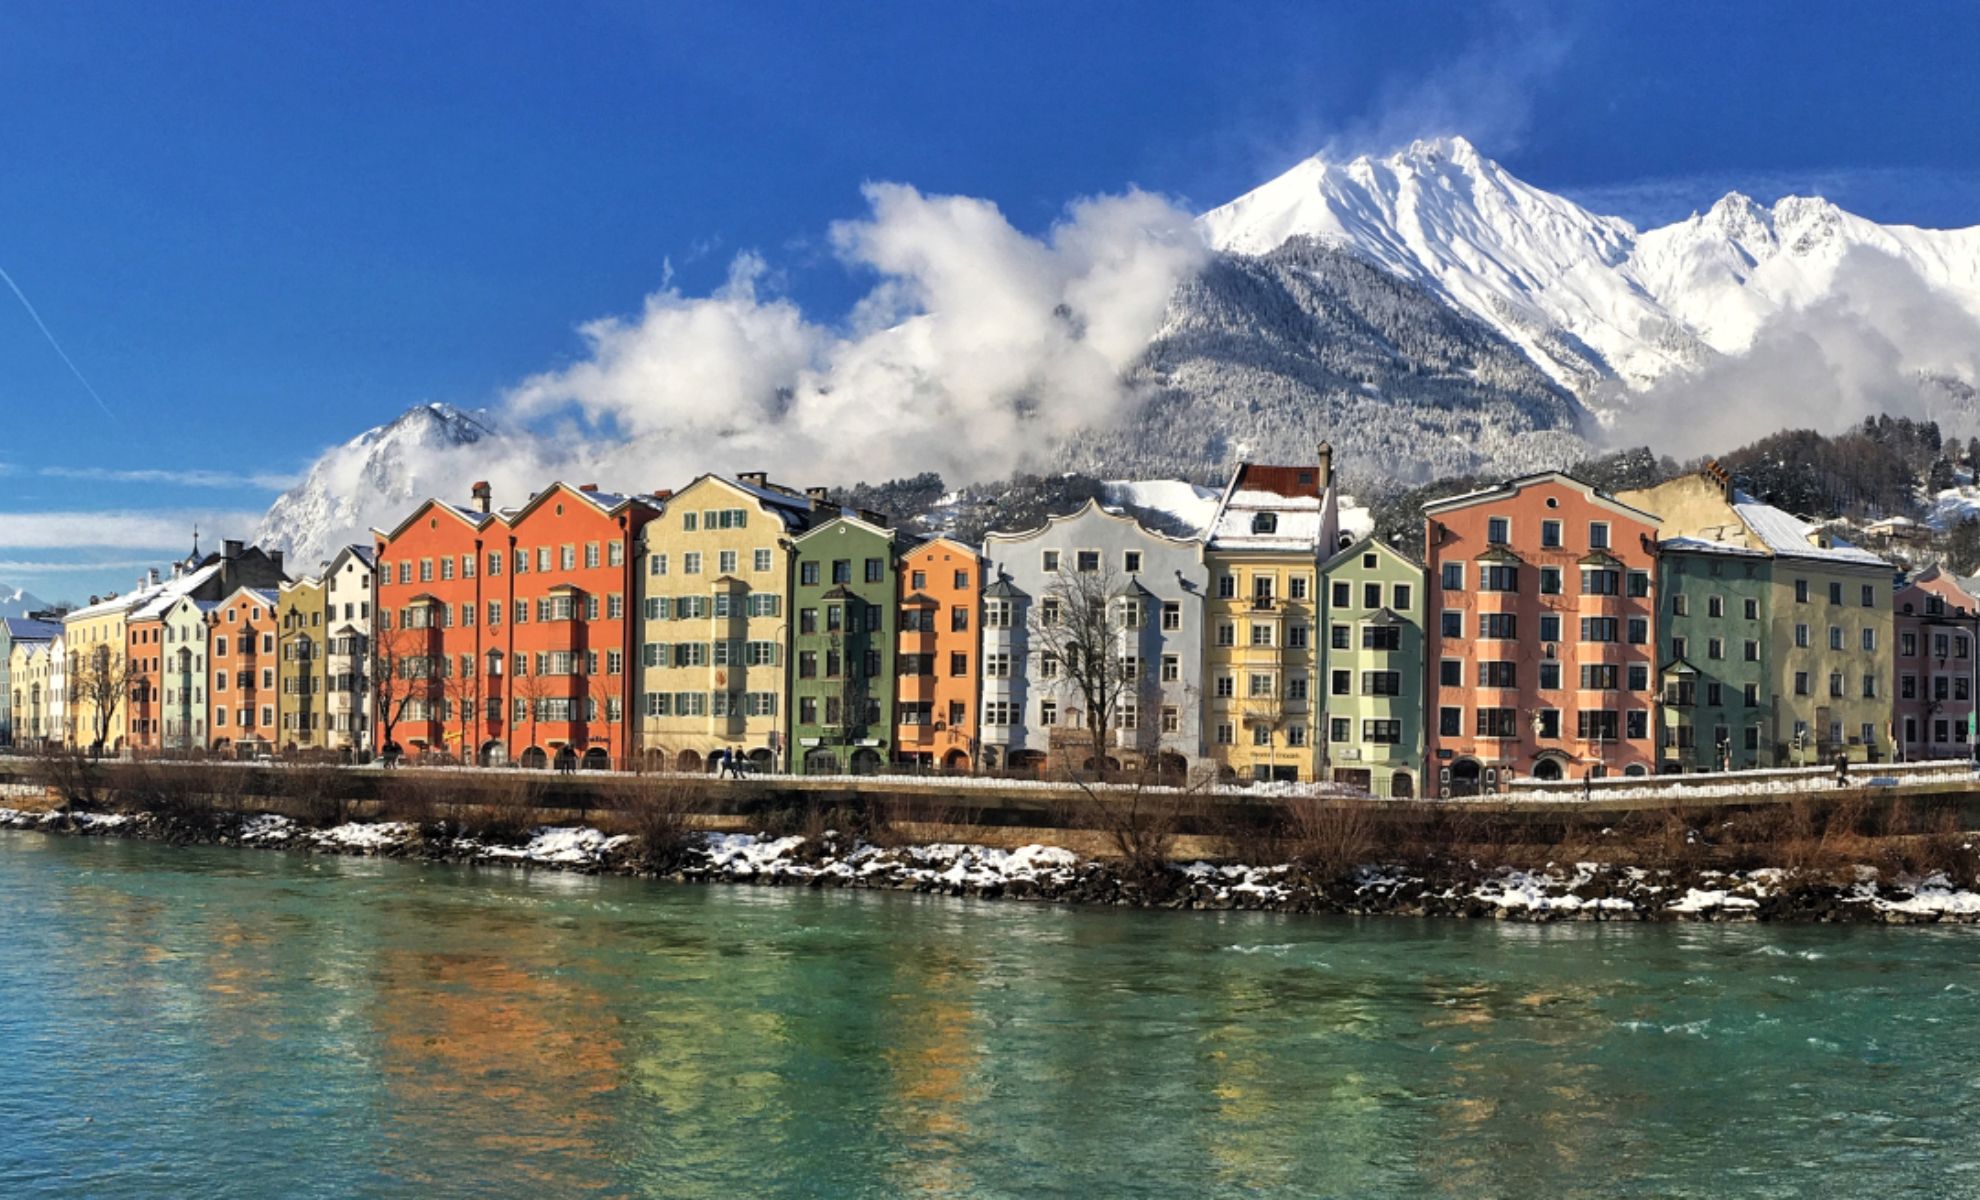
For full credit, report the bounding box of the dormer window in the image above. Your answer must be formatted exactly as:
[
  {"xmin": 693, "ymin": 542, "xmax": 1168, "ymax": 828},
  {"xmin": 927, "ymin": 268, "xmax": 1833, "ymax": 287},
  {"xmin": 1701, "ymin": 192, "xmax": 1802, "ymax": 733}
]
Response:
[{"xmin": 1251, "ymin": 513, "xmax": 1278, "ymax": 535}]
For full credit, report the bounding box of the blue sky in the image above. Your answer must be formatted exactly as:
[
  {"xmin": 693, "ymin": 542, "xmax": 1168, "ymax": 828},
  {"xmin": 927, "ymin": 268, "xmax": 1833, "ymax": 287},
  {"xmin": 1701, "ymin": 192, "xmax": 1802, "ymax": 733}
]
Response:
[{"xmin": 4, "ymin": 1, "xmax": 1979, "ymax": 603}]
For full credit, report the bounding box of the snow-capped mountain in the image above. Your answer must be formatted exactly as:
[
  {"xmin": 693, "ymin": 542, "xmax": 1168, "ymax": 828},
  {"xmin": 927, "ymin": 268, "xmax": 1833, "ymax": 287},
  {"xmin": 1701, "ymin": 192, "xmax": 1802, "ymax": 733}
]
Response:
[
  {"xmin": 254, "ymin": 403, "xmax": 505, "ymax": 571},
  {"xmin": 1202, "ymin": 136, "xmax": 1980, "ymax": 401},
  {"xmin": 0, "ymin": 586, "xmax": 51, "ymax": 620}
]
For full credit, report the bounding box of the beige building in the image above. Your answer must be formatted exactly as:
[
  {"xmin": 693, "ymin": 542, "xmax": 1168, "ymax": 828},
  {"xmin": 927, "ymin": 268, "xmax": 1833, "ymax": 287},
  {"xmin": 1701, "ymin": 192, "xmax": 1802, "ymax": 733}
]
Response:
[
  {"xmin": 278, "ymin": 576, "xmax": 328, "ymax": 752},
  {"xmin": 1201, "ymin": 454, "xmax": 1339, "ymax": 782},
  {"xmin": 636, "ymin": 474, "xmax": 819, "ymax": 772},
  {"xmin": 322, "ymin": 545, "xmax": 374, "ymax": 755},
  {"xmin": 9, "ymin": 639, "xmax": 56, "ymax": 747}
]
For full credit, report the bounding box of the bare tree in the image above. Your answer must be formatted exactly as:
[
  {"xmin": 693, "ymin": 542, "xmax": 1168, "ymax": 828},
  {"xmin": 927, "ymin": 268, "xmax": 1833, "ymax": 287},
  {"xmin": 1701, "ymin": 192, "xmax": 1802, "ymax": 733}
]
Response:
[
  {"xmin": 74, "ymin": 643, "xmax": 134, "ymax": 759},
  {"xmin": 371, "ymin": 624, "xmax": 437, "ymax": 761},
  {"xmin": 442, "ymin": 655, "xmax": 483, "ymax": 765},
  {"xmin": 1029, "ymin": 563, "xmax": 1138, "ymax": 782},
  {"xmin": 510, "ymin": 663, "xmax": 557, "ymax": 765}
]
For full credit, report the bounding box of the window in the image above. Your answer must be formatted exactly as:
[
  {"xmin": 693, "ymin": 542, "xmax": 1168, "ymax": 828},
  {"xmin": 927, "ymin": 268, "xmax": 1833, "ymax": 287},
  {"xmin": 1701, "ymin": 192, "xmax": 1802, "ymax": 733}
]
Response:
[
  {"xmin": 1363, "ymin": 582, "xmax": 1382, "ymax": 608},
  {"xmin": 1478, "ymin": 661, "xmax": 1516, "ymax": 688},
  {"xmin": 1577, "ymin": 710, "xmax": 1619, "ymax": 741},
  {"xmin": 1249, "ymin": 623, "xmax": 1274, "ymax": 647},
  {"xmin": 1216, "ymin": 622, "xmax": 1235, "ymax": 647},
  {"xmin": 1671, "ymin": 593, "xmax": 1690, "ymax": 617},
  {"xmin": 831, "ymin": 560, "xmax": 851, "ymax": 585},
  {"xmin": 800, "ymin": 561, "xmax": 819, "ymax": 586},
  {"xmin": 1042, "ymin": 550, "xmax": 1060, "ymax": 573},
  {"xmin": 1861, "ymin": 584, "xmax": 1875, "ymax": 608},
  {"xmin": 1744, "ymin": 639, "xmax": 1760, "ymax": 662},
  {"xmin": 1539, "ymin": 567, "xmax": 1562, "ymax": 595},
  {"xmin": 1707, "ymin": 595, "xmax": 1725, "ymax": 618},
  {"xmin": 1362, "ymin": 670, "xmax": 1402, "ymax": 696},
  {"xmin": 1331, "ymin": 580, "xmax": 1349, "ymax": 607},
  {"xmin": 1539, "ymin": 662, "xmax": 1561, "ymax": 690},
  {"xmin": 1439, "ymin": 707, "xmax": 1462, "ymax": 737},
  {"xmin": 1708, "ymin": 637, "xmax": 1724, "ymax": 660},
  {"xmin": 1331, "ymin": 670, "xmax": 1350, "ymax": 696},
  {"xmin": 716, "ymin": 550, "xmax": 737, "ymax": 575},
  {"xmin": 1216, "ymin": 723, "xmax": 1235, "ymax": 746},
  {"xmin": 1075, "ymin": 551, "xmax": 1100, "ymax": 574},
  {"xmin": 1440, "ymin": 611, "xmax": 1463, "ymax": 639},
  {"xmin": 1441, "ymin": 562, "xmax": 1464, "ymax": 590},
  {"xmin": 1795, "ymin": 579, "xmax": 1809, "ymax": 603},
  {"xmin": 1476, "ymin": 709, "xmax": 1517, "ymax": 738},
  {"xmin": 1362, "ymin": 625, "xmax": 1401, "ymax": 651},
  {"xmin": 1582, "ymin": 568, "xmax": 1620, "ymax": 596},
  {"xmin": 1541, "ymin": 519, "xmax": 1562, "ymax": 548},
  {"xmin": 1487, "ymin": 516, "xmax": 1510, "ymax": 544},
  {"xmin": 1479, "ymin": 565, "xmax": 1518, "ymax": 592},
  {"xmin": 1580, "ymin": 617, "xmax": 1618, "ymax": 643},
  {"xmin": 1795, "ymin": 671, "xmax": 1810, "ymax": 696},
  {"xmin": 1362, "ymin": 719, "xmax": 1402, "ymax": 744},
  {"xmin": 1829, "ymin": 626, "xmax": 1845, "ymax": 651},
  {"xmin": 1588, "ymin": 522, "xmax": 1610, "ymax": 550},
  {"xmin": 1330, "ymin": 718, "xmax": 1351, "ymax": 743},
  {"xmin": 1628, "ymin": 572, "xmax": 1651, "ymax": 598},
  {"xmin": 1289, "ymin": 576, "xmax": 1309, "ymax": 601},
  {"xmin": 1794, "ymin": 624, "xmax": 1810, "ymax": 648},
  {"xmin": 864, "ymin": 558, "xmax": 884, "ymax": 583},
  {"xmin": 1161, "ymin": 602, "xmax": 1181, "ymax": 631},
  {"xmin": 684, "ymin": 552, "xmax": 703, "ymax": 575},
  {"xmin": 1248, "ymin": 672, "xmax": 1274, "ymax": 698},
  {"xmin": 1627, "ymin": 618, "xmax": 1648, "ymax": 645},
  {"xmin": 1215, "ymin": 675, "xmax": 1234, "ymax": 699},
  {"xmin": 986, "ymin": 653, "xmax": 1010, "ymax": 679},
  {"xmin": 1480, "ymin": 613, "xmax": 1517, "ymax": 639},
  {"xmin": 1123, "ymin": 551, "xmax": 1143, "ymax": 574},
  {"xmin": 585, "ymin": 543, "xmax": 600, "ymax": 569},
  {"xmin": 1671, "ymin": 635, "xmax": 1687, "ymax": 660},
  {"xmin": 1744, "ymin": 597, "xmax": 1759, "ymax": 620},
  {"xmin": 1828, "ymin": 581, "xmax": 1843, "ymax": 605}
]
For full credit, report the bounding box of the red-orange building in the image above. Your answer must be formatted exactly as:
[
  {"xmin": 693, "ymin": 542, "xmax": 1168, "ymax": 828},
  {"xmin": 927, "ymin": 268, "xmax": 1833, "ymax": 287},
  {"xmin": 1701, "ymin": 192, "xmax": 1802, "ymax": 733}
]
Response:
[
  {"xmin": 372, "ymin": 481, "xmax": 661, "ymax": 769},
  {"xmin": 124, "ymin": 612, "xmax": 165, "ymax": 752},
  {"xmin": 207, "ymin": 586, "xmax": 282, "ymax": 755},
  {"xmin": 1423, "ymin": 473, "xmax": 1660, "ymax": 793},
  {"xmin": 894, "ymin": 537, "xmax": 981, "ymax": 770}
]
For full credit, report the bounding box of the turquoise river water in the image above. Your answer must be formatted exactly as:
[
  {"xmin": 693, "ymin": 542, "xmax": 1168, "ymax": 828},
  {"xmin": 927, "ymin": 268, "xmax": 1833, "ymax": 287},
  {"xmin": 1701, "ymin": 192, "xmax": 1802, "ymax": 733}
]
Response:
[{"xmin": 5, "ymin": 830, "xmax": 1980, "ymax": 1198}]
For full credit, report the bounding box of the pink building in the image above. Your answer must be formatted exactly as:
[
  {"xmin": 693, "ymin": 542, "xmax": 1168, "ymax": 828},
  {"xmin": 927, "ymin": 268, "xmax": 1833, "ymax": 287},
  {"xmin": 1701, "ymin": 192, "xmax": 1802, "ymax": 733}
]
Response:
[{"xmin": 1892, "ymin": 565, "xmax": 1980, "ymax": 760}]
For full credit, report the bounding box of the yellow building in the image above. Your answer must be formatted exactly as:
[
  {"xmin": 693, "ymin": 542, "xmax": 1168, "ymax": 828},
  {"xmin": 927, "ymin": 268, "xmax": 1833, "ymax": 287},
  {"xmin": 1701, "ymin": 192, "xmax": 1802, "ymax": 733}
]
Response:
[
  {"xmin": 277, "ymin": 576, "xmax": 328, "ymax": 753},
  {"xmin": 63, "ymin": 589, "xmax": 140, "ymax": 753},
  {"xmin": 1201, "ymin": 453, "xmax": 1340, "ymax": 782},
  {"xmin": 635, "ymin": 473, "xmax": 822, "ymax": 772}
]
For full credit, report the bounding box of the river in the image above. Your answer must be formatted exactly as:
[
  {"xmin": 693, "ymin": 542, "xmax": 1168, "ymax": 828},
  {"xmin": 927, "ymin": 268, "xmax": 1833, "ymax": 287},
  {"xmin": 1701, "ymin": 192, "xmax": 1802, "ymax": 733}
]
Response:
[{"xmin": 3, "ymin": 830, "xmax": 1979, "ymax": 1198}]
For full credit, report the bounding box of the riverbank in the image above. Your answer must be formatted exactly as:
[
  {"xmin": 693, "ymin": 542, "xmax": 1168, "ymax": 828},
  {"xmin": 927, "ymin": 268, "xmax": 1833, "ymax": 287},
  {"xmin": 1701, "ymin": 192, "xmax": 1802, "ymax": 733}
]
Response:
[{"xmin": 6, "ymin": 803, "xmax": 1979, "ymax": 924}]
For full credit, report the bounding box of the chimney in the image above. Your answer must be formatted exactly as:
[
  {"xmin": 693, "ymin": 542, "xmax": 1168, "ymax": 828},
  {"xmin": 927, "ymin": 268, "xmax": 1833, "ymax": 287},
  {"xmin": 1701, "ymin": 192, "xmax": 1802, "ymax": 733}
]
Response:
[
  {"xmin": 1317, "ymin": 441, "xmax": 1334, "ymax": 490},
  {"xmin": 471, "ymin": 481, "xmax": 492, "ymax": 513},
  {"xmin": 651, "ymin": 488, "xmax": 673, "ymax": 503},
  {"xmin": 89, "ymin": 595, "xmax": 100, "ymax": 606},
  {"xmin": 1705, "ymin": 459, "xmax": 1733, "ymax": 501},
  {"xmin": 578, "ymin": 483, "xmax": 599, "ymax": 493},
  {"xmin": 806, "ymin": 486, "xmax": 832, "ymax": 508},
  {"xmin": 223, "ymin": 538, "xmax": 243, "ymax": 561},
  {"xmin": 860, "ymin": 509, "xmax": 888, "ymax": 528},
  {"xmin": 147, "ymin": 568, "xmax": 161, "ymax": 587},
  {"xmin": 270, "ymin": 550, "xmax": 285, "ymax": 576},
  {"xmin": 738, "ymin": 471, "xmax": 769, "ymax": 488}
]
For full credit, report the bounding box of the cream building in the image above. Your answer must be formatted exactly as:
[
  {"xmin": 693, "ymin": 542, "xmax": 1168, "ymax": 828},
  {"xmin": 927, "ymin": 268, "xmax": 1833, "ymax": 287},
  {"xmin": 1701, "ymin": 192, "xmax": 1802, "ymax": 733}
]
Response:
[
  {"xmin": 636, "ymin": 473, "xmax": 820, "ymax": 772},
  {"xmin": 322, "ymin": 545, "xmax": 374, "ymax": 755}
]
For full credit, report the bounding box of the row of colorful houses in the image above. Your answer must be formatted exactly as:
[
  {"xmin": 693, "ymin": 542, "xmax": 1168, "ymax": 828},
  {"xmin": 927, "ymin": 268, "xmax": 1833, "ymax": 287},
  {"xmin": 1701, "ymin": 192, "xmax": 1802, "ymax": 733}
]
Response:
[{"xmin": 8, "ymin": 451, "xmax": 1979, "ymax": 795}]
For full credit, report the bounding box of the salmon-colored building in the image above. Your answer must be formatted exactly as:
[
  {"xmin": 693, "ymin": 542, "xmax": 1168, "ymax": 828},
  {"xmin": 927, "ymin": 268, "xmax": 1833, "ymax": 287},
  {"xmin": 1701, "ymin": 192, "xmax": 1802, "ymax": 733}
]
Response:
[
  {"xmin": 894, "ymin": 537, "xmax": 982, "ymax": 770},
  {"xmin": 372, "ymin": 481, "xmax": 661, "ymax": 769},
  {"xmin": 124, "ymin": 611, "xmax": 166, "ymax": 753},
  {"xmin": 1423, "ymin": 473, "xmax": 1661, "ymax": 794},
  {"xmin": 1892, "ymin": 565, "xmax": 1980, "ymax": 760},
  {"xmin": 207, "ymin": 586, "xmax": 282, "ymax": 755}
]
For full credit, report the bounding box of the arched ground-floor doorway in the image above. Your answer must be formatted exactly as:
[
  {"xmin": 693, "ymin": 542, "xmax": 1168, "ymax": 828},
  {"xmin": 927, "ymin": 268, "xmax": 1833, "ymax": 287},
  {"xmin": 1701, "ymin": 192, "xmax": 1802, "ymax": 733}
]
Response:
[
  {"xmin": 748, "ymin": 748, "xmax": 774, "ymax": 773},
  {"xmin": 804, "ymin": 747, "xmax": 841, "ymax": 775},
  {"xmin": 849, "ymin": 747, "xmax": 884, "ymax": 775},
  {"xmin": 518, "ymin": 746, "xmax": 547, "ymax": 770},
  {"xmin": 676, "ymin": 749, "xmax": 703, "ymax": 774},
  {"xmin": 480, "ymin": 740, "xmax": 507, "ymax": 767},
  {"xmin": 581, "ymin": 747, "xmax": 610, "ymax": 771},
  {"xmin": 1531, "ymin": 756, "xmax": 1565, "ymax": 782},
  {"xmin": 1449, "ymin": 758, "xmax": 1483, "ymax": 797},
  {"xmin": 1390, "ymin": 770, "xmax": 1414, "ymax": 798},
  {"xmin": 941, "ymin": 748, "xmax": 970, "ymax": 771}
]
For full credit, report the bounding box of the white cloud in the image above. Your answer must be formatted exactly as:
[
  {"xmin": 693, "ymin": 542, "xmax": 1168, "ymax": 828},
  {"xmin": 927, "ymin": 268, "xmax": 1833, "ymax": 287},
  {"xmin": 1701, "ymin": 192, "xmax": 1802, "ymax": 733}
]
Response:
[
  {"xmin": 0, "ymin": 510, "xmax": 268, "ymax": 550},
  {"xmin": 41, "ymin": 466, "xmax": 300, "ymax": 490},
  {"xmin": 1606, "ymin": 247, "xmax": 1980, "ymax": 458},
  {"xmin": 0, "ymin": 558, "xmax": 163, "ymax": 575},
  {"xmin": 505, "ymin": 182, "xmax": 1208, "ymax": 489}
]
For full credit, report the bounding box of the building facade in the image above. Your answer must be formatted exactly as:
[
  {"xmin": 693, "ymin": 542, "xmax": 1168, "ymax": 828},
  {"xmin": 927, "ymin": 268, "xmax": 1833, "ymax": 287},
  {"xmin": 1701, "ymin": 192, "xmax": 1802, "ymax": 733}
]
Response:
[
  {"xmin": 278, "ymin": 576, "xmax": 328, "ymax": 753},
  {"xmin": 894, "ymin": 537, "xmax": 982, "ymax": 770},
  {"xmin": 8, "ymin": 635, "xmax": 57, "ymax": 748},
  {"xmin": 207, "ymin": 587, "xmax": 281, "ymax": 755},
  {"xmin": 322, "ymin": 545, "xmax": 374, "ymax": 755},
  {"xmin": 1653, "ymin": 542, "xmax": 1773, "ymax": 771},
  {"xmin": 1202, "ymin": 455, "xmax": 1338, "ymax": 783},
  {"xmin": 790, "ymin": 515, "xmax": 899, "ymax": 775},
  {"xmin": 159, "ymin": 596, "xmax": 213, "ymax": 752},
  {"xmin": 1892, "ymin": 566, "xmax": 1979, "ymax": 760},
  {"xmin": 1622, "ymin": 467, "xmax": 1896, "ymax": 765},
  {"xmin": 0, "ymin": 616, "xmax": 61, "ymax": 748},
  {"xmin": 1319, "ymin": 537, "xmax": 1426, "ymax": 797},
  {"xmin": 636, "ymin": 474, "xmax": 814, "ymax": 773},
  {"xmin": 1424, "ymin": 473, "xmax": 1661, "ymax": 793},
  {"xmin": 980, "ymin": 500, "xmax": 1207, "ymax": 776}
]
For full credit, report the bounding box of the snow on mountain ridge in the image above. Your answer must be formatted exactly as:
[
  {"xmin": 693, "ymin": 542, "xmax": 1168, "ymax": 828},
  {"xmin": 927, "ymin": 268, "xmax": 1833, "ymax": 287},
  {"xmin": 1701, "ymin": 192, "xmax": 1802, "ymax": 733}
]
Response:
[
  {"xmin": 1203, "ymin": 136, "xmax": 1980, "ymax": 398},
  {"xmin": 0, "ymin": 586, "xmax": 52, "ymax": 620}
]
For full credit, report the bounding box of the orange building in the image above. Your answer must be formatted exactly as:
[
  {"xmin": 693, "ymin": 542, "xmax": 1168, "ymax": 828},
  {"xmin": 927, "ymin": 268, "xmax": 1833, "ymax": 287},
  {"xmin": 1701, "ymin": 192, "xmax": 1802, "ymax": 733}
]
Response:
[
  {"xmin": 894, "ymin": 537, "xmax": 982, "ymax": 770},
  {"xmin": 207, "ymin": 586, "xmax": 282, "ymax": 755},
  {"xmin": 1423, "ymin": 473, "xmax": 1660, "ymax": 794},
  {"xmin": 125, "ymin": 612, "xmax": 165, "ymax": 752},
  {"xmin": 372, "ymin": 481, "xmax": 661, "ymax": 769}
]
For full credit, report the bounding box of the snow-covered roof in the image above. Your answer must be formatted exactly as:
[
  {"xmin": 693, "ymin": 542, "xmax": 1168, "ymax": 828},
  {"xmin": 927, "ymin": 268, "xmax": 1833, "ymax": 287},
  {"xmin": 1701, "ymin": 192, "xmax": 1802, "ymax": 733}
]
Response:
[
  {"xmin": 1205, "ymin": 464, "xmax": 1334, "ymax": 553},
  {"xmin": 1658, "ymin": 535, "xmax": 1767, "ymax": 558},
  {"xmin": 127, "ymin": 562, "xmax": 226, "ymax": 621},
  {"xmin": 1731, "ymin": 493, "xmax": 1888, "ymax": 567}
]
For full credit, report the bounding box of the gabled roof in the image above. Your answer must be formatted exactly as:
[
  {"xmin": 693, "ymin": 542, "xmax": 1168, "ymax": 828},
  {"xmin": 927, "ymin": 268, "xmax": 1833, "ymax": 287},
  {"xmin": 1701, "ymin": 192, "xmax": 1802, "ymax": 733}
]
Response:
[
  {"xmin": 900, "ymin": 592, "xmax": 939, "ymax": 608},
  {"xmin": 1205, "ymin": 461, "xmax": 1333, "ymax": 553},
  {"xmin": 663, "ymin": 473, "xmax": 819, "ymax": 533},
  {"xmin": 1730, "ymin": 492, "xmax": 1888, "ymax": 568},
  {"xmin": 1321, "ymin": 534, "xmax": 1424, "ymax": 573},
  {"xmin": 794, "ymin": 511, "xmax": 894, "ymax": 544},
  {"xmin": 500, "ymin": 480, "xmax": 664, "ymax": 528},
  {"xmin": 371, "ymin": 495, "xmax": 497, "ymax": 543},
  {"xmin": 1421, "ymin": 470, "xmax": 1661, "ymax": 525},
  {"xmin": 1658, "ymin": 535, "xmax": 1767, "ymax": 558},
  {"xmin": 900, "ymin": 535, "xmax": 979, "ymax": 563},
  {"xmin": 984, "ymin": 497, "xmax": 1204, "ymax": 549}
]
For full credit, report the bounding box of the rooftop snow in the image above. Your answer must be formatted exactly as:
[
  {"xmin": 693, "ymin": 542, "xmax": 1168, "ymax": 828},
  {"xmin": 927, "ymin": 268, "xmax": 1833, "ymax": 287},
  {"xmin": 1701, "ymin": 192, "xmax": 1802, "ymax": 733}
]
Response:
[{"xmin": 1731, "ymin": 494, "xmax": 1887, "ymax": 567}]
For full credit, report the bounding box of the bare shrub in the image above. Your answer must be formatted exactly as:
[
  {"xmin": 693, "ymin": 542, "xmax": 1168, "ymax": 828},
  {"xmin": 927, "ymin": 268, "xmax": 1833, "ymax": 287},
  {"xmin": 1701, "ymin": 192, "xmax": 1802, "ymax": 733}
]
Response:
[
  {"xmin": 34, "ymin": 750, "xmax": 107, "ymax": 812},
  {"xmin": 1285, "ymin": 797, "xmax": 1376, "ymax": 881},
  {"xmin": 281, "ymin": 763, "xmax": 354, "ymax": 827},
  {"xmin": 376, "ymin": 772, "xmax": 448, "ymax": 831},
  {"xmin": 114, "ymin": 761, "xmax": 219, "ymax": 831},
  {"xmin": 608, "ymin": 777, "xmax": 704, "ymax": 870},
  {"xmin": 456, "ymin": 773, "xmax": 543, "ymax": 843}
]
